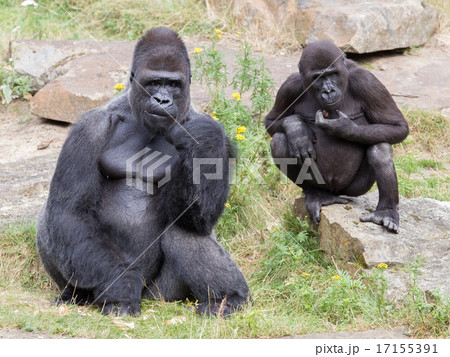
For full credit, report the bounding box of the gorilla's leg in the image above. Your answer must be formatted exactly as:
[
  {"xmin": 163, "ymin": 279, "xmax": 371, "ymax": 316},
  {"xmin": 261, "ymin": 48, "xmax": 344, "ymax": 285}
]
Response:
[
  {"xmin": 148, "ymin": 226, "xmax": 249, "ymax": 316},
  {"xmin": 339, "ymin": 153, "xmax": 376, "ymax": 197},
  {"xmin": 270, "ymin": 133, "xmax": 301, "ymax": 184},
  {"xmin": 271, "ymin": 132, "xmax": 346, "ymax": 224},
  {"xmin": 359, "ymin": 143, "xmax": 400, "ymax": 233},
  {"xmin": 52, "ymin": 285, "xmax": 94, "ymax": 306},
  {"xmin": 302, "ymin": 187, "xmax": 348, "ymax": 224}
]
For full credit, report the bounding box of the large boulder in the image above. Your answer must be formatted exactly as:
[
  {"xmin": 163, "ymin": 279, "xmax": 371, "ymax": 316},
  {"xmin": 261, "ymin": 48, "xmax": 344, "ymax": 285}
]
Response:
[
  {"xmin": 10, "ymin": 40, "xmax": 134, "ymax": 123},
  {"xmin": 294, "ymin": 191, "xmax": 450, "ymax": 302},
  {"xmin": 217, "ymin": 0, "xmax": 440, "ymax": 53},
  {"xmin": 9, "ymin": 40, "xmax": 134, "ymax": 92}
]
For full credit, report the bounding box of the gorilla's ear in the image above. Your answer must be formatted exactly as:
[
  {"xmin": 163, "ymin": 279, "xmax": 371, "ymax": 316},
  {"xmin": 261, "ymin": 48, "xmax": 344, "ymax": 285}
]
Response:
[{"xmin": 130, "ymin": 71, "xmax": 135, "ymax": 83}]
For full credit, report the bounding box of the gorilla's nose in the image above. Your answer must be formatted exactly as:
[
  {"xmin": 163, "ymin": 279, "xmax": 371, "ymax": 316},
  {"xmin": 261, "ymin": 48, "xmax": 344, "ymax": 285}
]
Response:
[{"xmin": 153, "ymin": 94, "xmax": 173, "ymax": 108}]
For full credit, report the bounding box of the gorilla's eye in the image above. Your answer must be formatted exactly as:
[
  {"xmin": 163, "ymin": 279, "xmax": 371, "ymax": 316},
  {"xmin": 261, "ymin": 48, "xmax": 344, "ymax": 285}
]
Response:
[{"xmin": 169, "ymin": 81, "xmax": 180, "ymax": 88}]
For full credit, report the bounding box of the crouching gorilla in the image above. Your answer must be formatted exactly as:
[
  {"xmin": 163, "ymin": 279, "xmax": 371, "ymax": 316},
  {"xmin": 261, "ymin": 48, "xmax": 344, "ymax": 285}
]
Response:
[
  {"xmin": 265, "ymin": 40, "xmax": 409, "ymax": 233},
  {"xmin": 36, "ymin": 27, "xmax": 249, "ymax": 316}
]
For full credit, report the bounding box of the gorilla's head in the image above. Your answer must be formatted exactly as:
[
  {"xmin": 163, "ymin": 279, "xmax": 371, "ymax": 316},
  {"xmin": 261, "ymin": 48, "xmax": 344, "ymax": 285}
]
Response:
[
  {"xmin": 298, "ymin": 40, "xmax": 348, "ymax": 110},
  {"xmin": 129, "ymin": 27, "xmax": 191, "ymax": 134}
]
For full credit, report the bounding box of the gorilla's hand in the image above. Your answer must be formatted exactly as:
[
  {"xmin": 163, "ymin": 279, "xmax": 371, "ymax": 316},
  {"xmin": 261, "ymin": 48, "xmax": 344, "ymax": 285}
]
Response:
[
  {"xmin": 282, "ymin": 115, "xmax": 316, "ymax": 165},
  {"xmin": 166, "ymin": 117, "xmax": 225, "ymax": 151},
  {"xmin": 315, "ymin": 110, "xmax": 358, "ymax": 139}
]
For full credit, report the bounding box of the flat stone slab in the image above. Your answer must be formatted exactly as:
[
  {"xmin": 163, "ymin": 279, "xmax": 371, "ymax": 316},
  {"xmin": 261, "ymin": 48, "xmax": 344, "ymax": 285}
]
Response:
[{"xmin": 294, "ymin": 191, "xmax": 450, "ymax": 302}]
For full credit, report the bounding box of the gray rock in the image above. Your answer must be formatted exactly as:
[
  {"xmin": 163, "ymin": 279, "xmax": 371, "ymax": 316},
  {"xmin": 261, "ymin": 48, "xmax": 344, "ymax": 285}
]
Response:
[
  {"xmin": 9, "ymin": 40, "xmax": 134, "ymax": 92},
  {"xmin": 301, "ymin": 0, "xmax": 440, "ymax": 53},
  {"xmin": 219, "ymin": 0, "xmax": 440, "ymax": 53},
  {"xmin": 294, "ymin": 191, "xmax": 450, "ymax": 302},
  {"xmin": 10, "ymin": 40, "xmax": 134, "ymax": 123},
  {"xmin": 29, "ymin": 52, "xmax": 130, "ymax": 123}
]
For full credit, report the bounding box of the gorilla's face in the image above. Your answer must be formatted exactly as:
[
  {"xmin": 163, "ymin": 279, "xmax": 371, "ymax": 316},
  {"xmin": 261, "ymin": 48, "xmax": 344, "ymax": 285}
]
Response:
[
  {"xmin": 308, "ymin": 68, "xmax": 344, "ymax": 109},
  {"xmin": 298, "ymin": 40, "xmax": 348, "ymax": 111},
  {"xmin": 130, "ymin": 67, "xmax": 190, "ymax": 134}
]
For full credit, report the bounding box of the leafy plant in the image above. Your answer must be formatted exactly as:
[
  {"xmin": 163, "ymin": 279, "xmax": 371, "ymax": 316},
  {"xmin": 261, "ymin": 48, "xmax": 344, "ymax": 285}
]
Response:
[
  {"xmin": 0, "ymin": 61, "xmax": 32, "ymax": 105},
  {"xmin": 402, "ymin": 255, "xmax": 450, "ymax": 337}
]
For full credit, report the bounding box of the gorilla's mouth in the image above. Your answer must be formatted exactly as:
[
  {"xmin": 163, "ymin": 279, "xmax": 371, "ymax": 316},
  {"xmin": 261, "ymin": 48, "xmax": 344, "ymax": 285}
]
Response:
[
  {"xmin": 144, "ymin": 111, "xmax": 174, "ymax": 121},
  {"xmin": 324, "ymin": 97, "xmax": 340, "ymax": 107}
]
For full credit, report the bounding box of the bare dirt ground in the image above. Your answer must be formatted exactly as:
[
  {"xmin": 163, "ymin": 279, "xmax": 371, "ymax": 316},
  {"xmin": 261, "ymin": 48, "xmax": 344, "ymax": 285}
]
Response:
[{"xmin": 0, "ymin": 35, "xmax": 449, "ymax": 338}]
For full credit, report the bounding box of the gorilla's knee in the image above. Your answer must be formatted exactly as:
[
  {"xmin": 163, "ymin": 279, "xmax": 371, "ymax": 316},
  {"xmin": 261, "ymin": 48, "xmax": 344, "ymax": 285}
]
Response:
[{"xmin": 367, "ymin": 142, "xmax": 394, "ymax": 168}]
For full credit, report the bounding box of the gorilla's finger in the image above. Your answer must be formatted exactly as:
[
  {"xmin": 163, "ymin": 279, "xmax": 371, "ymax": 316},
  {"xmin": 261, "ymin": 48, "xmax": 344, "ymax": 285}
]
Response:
[
  {"xmin": 315, "ymin": 110, "xmax": 325, "ymax": 125},
  {"xmin": 335, "ymin": 197, "xmax": 348, "ymax": 204},
  {"xmin": 308, "ymin": 147, "xmax": 316, "ymax": 160},
  {"xmin": 337, "ymin": 110, "xmax": 350, "ymax": 121},
  {"xmin": 300, "ymin": 151, "xmax": 310, "ymax": 162}
]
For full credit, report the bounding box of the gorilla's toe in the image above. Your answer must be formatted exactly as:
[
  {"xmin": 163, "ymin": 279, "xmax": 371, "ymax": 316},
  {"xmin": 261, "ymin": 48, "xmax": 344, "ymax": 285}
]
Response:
[
  {"xmin": 101, "ymin": 302, "xmax": 141, "ymax": 316},
  {"xmin": 360, "ymin": 209, "xmax": 399, "ymax": 234}
]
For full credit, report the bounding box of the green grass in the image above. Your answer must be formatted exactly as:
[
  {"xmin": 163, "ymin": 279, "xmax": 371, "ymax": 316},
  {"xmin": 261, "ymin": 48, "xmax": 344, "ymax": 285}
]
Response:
[
  {"xmin": 0, "ymin": 0, "xmax": 219, "ymax": 57},
  {"xmin": 393, "ymin": 109, "xmax": 450, "ymax": 200},
  {"xmin": 1, "ymin": 215, "xmax": 448, "ymax": 338}
]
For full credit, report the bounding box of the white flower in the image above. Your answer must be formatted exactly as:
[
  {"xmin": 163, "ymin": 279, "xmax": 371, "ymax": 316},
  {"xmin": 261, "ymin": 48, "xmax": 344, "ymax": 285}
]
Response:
[{"xmin": 21, "ymin": 1, "xmax": 38, "ymax": 8}]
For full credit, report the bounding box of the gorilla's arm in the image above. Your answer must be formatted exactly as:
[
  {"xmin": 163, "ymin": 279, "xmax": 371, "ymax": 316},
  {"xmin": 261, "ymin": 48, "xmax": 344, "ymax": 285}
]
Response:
[
  {"xmin": 265, "ymin": 74, "xmax": 316, "ymax": 160},
  {"xmin": 315, "ymin": 64, "xmax": 409, "ymax": 145},
  {"xmin": 265, "ymin": 73, "xmax": 303, "ymax": 136},
  {"xmin": 43, "ymin": 112, "xmax": 142, "ymax": 307},
  {"xmin": 157, "ymin": 111, "xmax": 233, "ymax": 235}
]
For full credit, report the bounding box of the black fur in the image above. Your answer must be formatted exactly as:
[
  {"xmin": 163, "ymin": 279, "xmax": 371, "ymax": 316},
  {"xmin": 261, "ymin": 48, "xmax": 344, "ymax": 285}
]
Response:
[
  {"xmin": 36, "ymin": 27, "xmax": 249, "ymax": 316},
  {"xmin": 265, "ymin": 40, "xmax": 409, "ymax": 233}
]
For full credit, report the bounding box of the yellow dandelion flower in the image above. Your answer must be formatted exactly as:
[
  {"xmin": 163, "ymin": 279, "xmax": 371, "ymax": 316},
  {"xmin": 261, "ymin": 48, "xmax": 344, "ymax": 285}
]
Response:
[
  {"xmin": 216, "ymin": 34, "xmax": 222, "ymax": 39},
  {"xmin": 301, "ymin": 273, "xmax": 310, "ymax": 277},
  {"xmin": 224, "ymin": 203, "xmax": 231, "ymax": 208},
  {"xmin": 237, "ymin": 31, "xmax": 242, "ymax": 35},
  {"xmin": 235, "ymin": 126, "xmax": 246, "ymax": 134},
  {"xmin": 114, "ymin": 83, "xmax": 125, "ymax": 92},
  {"xmin": 193, "ymin": 48, "xmax": 203, "ymax": 54},
  {"xmin": 231, "ymin": 93, "xmax": 241, "ymax": 101},
  {"xmin": 214, "ymin": 29, "xmax": 222, "ymax": 34},
  {"xmin": 331, "ymin": 275, "xmax": 341, "ymax": 280},
  {"xmin": 377, "ymin": 263, "xmax": 388, "ymax": 269},
  {"xmin": 210, "ymin": 112, "xmax": 219, "ymax": 121},
  {"xmin": 235, "ymin": 134, "xmax": 245, "ymax": 141}
]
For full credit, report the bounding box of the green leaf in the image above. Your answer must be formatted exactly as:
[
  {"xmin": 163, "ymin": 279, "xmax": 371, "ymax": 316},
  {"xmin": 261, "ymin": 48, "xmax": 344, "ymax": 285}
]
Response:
[{"xmin": 1, "ymin": 84, "xmax": 12, "ymax": 104}]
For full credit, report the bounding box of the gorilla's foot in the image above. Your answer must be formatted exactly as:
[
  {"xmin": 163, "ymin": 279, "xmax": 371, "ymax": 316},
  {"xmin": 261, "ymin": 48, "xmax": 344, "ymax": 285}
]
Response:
[
  {"xmin": 101, "ymin": 301, "xmax": 141, "ymax": 316},
  {"xmin": 51, "ymin": 286, "xmax": 94, "ymax": 306},
  {"xmin": 304, "ymin": 189, "xmax": 348, "ymax": 224},
  {"xmin": 360, "ymin": 208, "xmax": 399, "ymax": 233},
  {"xmin": 196, "ymin": 294, "xmax": 247, "ymax": 317}
]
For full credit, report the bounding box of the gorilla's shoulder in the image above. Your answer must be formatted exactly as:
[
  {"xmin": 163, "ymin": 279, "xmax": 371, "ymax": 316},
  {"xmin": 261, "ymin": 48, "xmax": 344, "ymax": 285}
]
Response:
[
  {"xmin": 186, "ymin": 108, "xmax": 226, "ymax": 133},
  {"xmin": 71, "ymin": 92, "xmax": 131, "ymax": 142},
  {"xmin": 346, "ymin": 59, "xmax": 372, "ymax": 80}
]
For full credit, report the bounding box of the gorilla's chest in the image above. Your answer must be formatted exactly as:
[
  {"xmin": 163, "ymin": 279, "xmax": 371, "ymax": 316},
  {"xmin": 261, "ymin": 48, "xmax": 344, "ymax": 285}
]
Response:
[{"xmin": 97, "ymin": 127, "xmax": 178, "ymax": 237}]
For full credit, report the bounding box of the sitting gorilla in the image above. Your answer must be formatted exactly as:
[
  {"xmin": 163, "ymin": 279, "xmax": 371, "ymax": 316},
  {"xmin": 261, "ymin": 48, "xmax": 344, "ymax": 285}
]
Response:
[
  {"xmin": 36, "ymin": 27, "xmax": 249, "ymax": 316},
  {"xmin": 265, "ymin": 40, "xmax": 409, "ymax": 233}
]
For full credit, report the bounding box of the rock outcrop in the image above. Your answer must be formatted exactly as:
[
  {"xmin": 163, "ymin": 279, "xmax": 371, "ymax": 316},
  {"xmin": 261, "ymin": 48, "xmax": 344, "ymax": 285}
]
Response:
[
  {"xmin": 219, "ymin": 0, "xmax": 440, "ymax": 53},
  {"xmin": 294, "ymin": 191, "xmax": 450, "ymax": 302}
]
